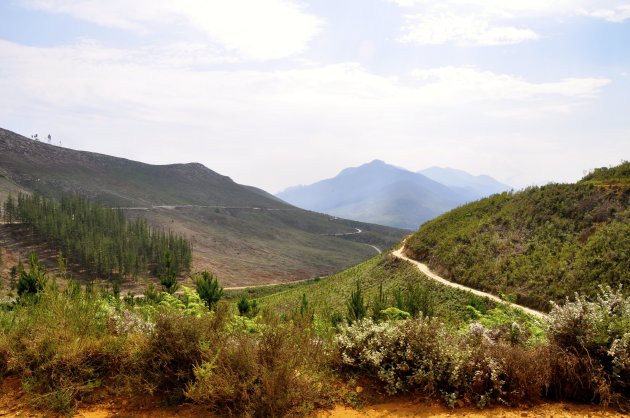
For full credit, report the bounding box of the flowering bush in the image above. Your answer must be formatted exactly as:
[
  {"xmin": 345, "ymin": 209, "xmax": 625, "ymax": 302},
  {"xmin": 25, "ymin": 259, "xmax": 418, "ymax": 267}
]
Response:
[
  {"xmin": 547, "ymin": 286, "xmax": 630, "ymax": 401},
  {"xmin": 336, "ymin": 318, "xmax": 577, "ymax": 407}
]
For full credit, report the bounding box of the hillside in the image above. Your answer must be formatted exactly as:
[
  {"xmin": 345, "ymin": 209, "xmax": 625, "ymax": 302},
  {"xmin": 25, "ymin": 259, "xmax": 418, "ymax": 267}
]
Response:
[
  {"xmin": 0, "ymin": 128, "xmax": 406, "ymax": 286},
  {"xmin": 277, "ymin": 160, "xmax": 466, "ymax": 229},
  {"xmin": 229, "ymin": 253, "xmax": 539, "ymax": 329},
  {"xmin": 404, "ymin": 162, "xmax": 630, "ymax": 311},
  {"xmin": 419, "ymin": 166, "xmax": 512, "ymax": 201}
]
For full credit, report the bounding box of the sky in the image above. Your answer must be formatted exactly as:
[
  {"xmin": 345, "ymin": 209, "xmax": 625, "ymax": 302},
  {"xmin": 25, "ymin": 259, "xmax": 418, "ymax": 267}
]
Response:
[{"xmin": 0, "ymin": 0, "xmax": 629, "ymax": 192}]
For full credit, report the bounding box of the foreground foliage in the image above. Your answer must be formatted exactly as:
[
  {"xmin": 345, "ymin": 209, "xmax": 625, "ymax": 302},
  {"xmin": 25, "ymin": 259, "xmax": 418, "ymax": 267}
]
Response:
[{"xmin": 0, "ymin": 277, "xmax": 628, "ymax": 415}]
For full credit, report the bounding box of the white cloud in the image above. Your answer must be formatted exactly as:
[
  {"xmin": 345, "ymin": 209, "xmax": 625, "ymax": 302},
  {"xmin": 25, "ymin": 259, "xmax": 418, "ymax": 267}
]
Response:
[
  {"xmin": 0, "ymin": 40, "xmax": 616, "ymax": 191},
  {"xmin": 411, "ymin": 67, "xmax": 610, "ymax": 102},
  {"xmin": 22, "ymin": 0, "xmax": 323, "ymax": 60},
  {"xmin": 388, "ymin": 0, "xmax": 630, "ymax": 46},
  {"xmin": 585, "ymin": 5, "xmax": 630, "ymax": 22},
  {"xmin": 399, "ymin": 13, "xmax": 540, "ymax": 46}
]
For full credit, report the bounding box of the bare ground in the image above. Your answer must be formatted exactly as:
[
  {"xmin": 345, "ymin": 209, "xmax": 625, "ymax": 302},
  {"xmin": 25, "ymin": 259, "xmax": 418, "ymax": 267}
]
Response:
[{"xmin": 0, "ymin": 378, "xmax": 625, "ymax": 418}]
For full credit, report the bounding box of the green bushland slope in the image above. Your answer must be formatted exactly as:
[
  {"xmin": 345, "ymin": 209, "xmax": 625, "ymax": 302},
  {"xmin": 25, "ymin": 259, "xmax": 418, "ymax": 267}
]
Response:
[
  {"xmin": 228, "ymin": 253, "xmax": 542, "ymax": 331},
  {"xmin": 404, "ymin": 162, "xmax": 630, "ymax": 311}
]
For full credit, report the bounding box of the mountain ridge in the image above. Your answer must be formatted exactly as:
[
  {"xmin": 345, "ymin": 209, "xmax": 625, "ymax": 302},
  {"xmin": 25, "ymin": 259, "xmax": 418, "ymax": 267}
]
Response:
[
  {"xmin": 0, "ymin": 127, "xmax": 406, "ymax": 286},
  {"xmin": 277, "ymin": 160, "xmax": 509, "ymax": 229}
]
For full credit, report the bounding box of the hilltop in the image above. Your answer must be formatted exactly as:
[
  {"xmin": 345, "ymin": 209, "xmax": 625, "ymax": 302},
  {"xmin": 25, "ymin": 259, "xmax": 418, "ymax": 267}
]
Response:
[
  {"xmin": 0, "ymin": 128, "xmax": 406, "ymax": 286},
  {"xmin": 403, "ymin": 162, "xmax": 630, "ymax": 311}
]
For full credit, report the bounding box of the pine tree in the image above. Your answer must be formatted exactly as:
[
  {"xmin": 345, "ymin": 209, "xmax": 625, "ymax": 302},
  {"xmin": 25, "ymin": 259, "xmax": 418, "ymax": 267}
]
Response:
[
  {"xmin": 159, "ymin": 251, "xmax": 178, "ymax": 294},
  {"xmin": 346, "ymin": 280, "xmax": 367, "ymax": 323},
  {"xmin": 17, "ymin": 254, "xmax": 47, "ymax": 298},
  {"xmin": 195, "ymin": 271, "xmax": 223, "ymax": 310}
]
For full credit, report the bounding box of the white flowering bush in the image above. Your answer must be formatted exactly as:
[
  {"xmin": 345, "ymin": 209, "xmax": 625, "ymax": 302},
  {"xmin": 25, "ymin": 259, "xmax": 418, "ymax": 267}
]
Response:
[
  {"xmin": 336, "ymin": 318, "xmax": 458, "ymax": 395},
  {"xmin": 105, "ymin": 305, "xmax": 154, "ymax": 335},
  {"xmin": 335, "ymin": 318, "xmax": 584, "ymax": 407},
  {"xmin": 548, "ymin": 286, "xmax": 630, "ymax": 400},
  {"xmin": 609, "ymin": 332, "xmax": 630, "ymax": 378},
  {"xmin": 548, "ymin": 286, "xmax": 629, "ymax": 352}
]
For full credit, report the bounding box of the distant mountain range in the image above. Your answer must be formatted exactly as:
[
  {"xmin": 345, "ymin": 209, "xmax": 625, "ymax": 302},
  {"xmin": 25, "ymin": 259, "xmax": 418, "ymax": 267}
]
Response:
[
  {"xmin": 0, "ymin": 128, "xmax": 406, "ymax": 286},
  {"xmin": 277, "ymin": 160, "xmax": 511, "ymax": 229},
  {"xmin": 418, "ymin": 167, "xmax": 512, "ymax": 202}
]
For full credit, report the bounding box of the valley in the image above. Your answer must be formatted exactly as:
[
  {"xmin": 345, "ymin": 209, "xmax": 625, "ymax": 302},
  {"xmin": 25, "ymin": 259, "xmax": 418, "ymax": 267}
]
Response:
[
  {"xmin": 0, "ymin": 131, "xmax": 627, "ymax": 417},
  {"xmin": 0, "ymin": 128, "xmax": 407, "ymax": 287}
]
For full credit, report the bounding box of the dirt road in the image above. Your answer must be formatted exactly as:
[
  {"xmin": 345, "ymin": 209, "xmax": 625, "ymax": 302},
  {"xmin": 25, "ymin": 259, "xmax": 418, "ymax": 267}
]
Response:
[{"xmin": 392, "ymin": 245, "xmax": 548, "ymax": 320}]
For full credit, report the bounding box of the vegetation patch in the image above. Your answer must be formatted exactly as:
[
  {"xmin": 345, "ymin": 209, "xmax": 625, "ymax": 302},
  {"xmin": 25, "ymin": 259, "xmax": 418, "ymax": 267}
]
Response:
[{"xmin": 404, "ymin": 162, "xmax": 630, "ymax": 311}]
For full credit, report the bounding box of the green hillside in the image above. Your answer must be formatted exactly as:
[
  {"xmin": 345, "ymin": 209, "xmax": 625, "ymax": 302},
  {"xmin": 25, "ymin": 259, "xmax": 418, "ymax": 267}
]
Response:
[
  {"xmin": 0, "ymin": 128, "xmax": 406, "ymax": 286},
  {"xmin": 228, "ymin": 252, "xmax": 541, "ymax": 331},
  {"xmin": 404, "ymin": 162, "xmax": 630, "ymax": 311}
]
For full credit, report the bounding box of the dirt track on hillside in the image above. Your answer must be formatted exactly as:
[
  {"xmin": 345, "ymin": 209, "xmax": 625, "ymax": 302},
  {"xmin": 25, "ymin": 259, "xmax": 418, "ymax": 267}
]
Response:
[{"xmin": 392, "ymin": 244, "xmax": 548, "ymax": 320}]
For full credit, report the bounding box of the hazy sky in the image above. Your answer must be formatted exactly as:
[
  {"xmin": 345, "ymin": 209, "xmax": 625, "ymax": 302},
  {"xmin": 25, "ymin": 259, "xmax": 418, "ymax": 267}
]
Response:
[{"xmin": 1, "ymin": 0, "xmax": 629, "ymax": 192}]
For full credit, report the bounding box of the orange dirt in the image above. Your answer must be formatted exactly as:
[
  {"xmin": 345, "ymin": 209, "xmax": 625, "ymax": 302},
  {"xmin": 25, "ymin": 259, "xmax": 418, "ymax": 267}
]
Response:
[
  {"xmin": 320, "ymin": 400, "xmax": 627, "ymax": 417},
  {"xmin": 1, "ymin": 378, "xmax": 626, "ymax": 418}
]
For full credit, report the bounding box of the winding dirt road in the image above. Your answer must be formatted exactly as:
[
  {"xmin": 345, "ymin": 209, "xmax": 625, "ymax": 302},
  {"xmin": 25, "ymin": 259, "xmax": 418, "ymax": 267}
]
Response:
[{"xmin": 392, "ymin": 245, "xmax": 548, "ymax": 320}]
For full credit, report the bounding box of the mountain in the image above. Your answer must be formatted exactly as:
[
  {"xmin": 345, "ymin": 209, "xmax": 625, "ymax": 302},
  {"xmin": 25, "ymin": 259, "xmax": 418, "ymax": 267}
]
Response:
[
  {"xmin": 277, "ymin": 160, "xmax": 467, "ymax": 229},
  {"xmin": 418, "ymin": 167, "xmax": 512, "ymax": 201},
  {"xmin": 0, "ymin": 128, "xmax": 407, "ymax": 286},
  {"xmin": 404, "ymin": 161, "xmax": 630, "ymax": 311}
]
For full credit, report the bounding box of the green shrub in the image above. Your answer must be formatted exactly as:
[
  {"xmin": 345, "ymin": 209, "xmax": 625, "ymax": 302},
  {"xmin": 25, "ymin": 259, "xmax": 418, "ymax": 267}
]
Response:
[
  {"xmin": 159, "ymin": 251, "xmax": 178, "ymax": 294},
  {"xmin": 17, "ymin": 254, "xmax": 47, "ymax": 298},
  {"xmin": 185, "ymin": 318, "xmax": 334, "ymax": 416},
  {"xmin": 237, "ymin": 296, "xmax": 259, "ymax": 318},
  {"xmin": 140, "ymin": 306, "xmax": 227, "ymax": 403},
  {"xmin": 346, "ymin": 281, "xmax": 367, "ymax": 323},
  {"xmin": 194, "ymin": 271, "xmax": 223, "ymax": 310}
]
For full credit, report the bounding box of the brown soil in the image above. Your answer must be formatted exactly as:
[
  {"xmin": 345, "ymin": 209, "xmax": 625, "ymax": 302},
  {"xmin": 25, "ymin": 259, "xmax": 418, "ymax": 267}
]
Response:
[
  {"xmin": 320, "ymin": 400, "xmax": 627, "ymax": 417},
  {"xmin": 1, "ymin": 377, "xmax": 626, "ymax": 418}
]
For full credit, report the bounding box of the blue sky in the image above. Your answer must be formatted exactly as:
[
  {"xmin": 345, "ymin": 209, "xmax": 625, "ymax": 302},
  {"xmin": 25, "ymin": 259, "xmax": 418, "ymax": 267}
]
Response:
[{"xmin": 0, "ymin": 0, "xmax": 629, "ymax": 191}]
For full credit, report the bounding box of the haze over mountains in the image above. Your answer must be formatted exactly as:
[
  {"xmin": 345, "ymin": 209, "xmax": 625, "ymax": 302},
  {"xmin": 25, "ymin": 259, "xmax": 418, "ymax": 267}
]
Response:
[
  {"xmin": 277, "ymin": 160, "xmax": 512, "ymax": 229},
  {"xmin": 0, "ymin": 128, "xmax": 406, "ymax": 286}
]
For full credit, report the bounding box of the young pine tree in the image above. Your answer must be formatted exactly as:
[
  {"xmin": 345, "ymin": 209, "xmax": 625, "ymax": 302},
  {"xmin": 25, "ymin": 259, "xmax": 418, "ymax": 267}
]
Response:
[
  {"xmin": 346, "ymin": 280, "xmax": 367, "ymax": 323},
  {"xmin": 17, "ymin": 254, "xmax": 47, "ymax": 298},
  {"xmin": 371, "ymin": 282, "xmax": 388, "ymax": 321},
  {"xmin": 195, "ymin": 271, "xmax": 223, "ymax": 310},
  {"xmin": 159, "ymin": 251, "xmax": 178, "ymax": 294}
]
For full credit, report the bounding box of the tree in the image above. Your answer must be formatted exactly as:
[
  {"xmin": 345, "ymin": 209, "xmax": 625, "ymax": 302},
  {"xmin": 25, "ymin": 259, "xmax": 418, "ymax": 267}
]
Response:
[
  {"xmin": 346, "ymin": 280, "xmax": 367, "ymax": 323},
  {"xmin": 3, "ymin": 195, "xmax": 15, "ymax": 223},
  {"xmin": 237, "ymin": 296, "xmax": 259, "ymax": 318},
  {"xmin": 371, "ymin": 282, "xmax": 388, "ymax": 321},
  {"xmin": 159, "ymin": 251, "xmax": 178, "ymax": 294},
  {"xmin": 195, "ymin": 270, "xmax": 223, "ymax": 310},
  {"xmin": 17, "ymin": 254, "xmax": 47, "ymax": 298}
]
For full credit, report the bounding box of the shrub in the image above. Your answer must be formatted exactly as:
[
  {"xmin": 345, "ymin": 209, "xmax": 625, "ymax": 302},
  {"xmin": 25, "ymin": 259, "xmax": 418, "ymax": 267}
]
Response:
[
  {"xmin": 336, "ymin": 318, "xmax": 564, "ymax": 407},
  {"xmin": 17, "ymin": 254, "xmax": 47, "ymax": 298},
  {"xmin": 140, "ymin": 306, "xmax": 227, "ymax": 403},
  {"xmin": 547, "ymin": 286, "xmax": 630, "ymax": 404},
  {"xmin": 159, "ymin": 251, "xmax": 178, "ymax": 294},
  {"xmin": 185, "ymin": 318, "xmax": 334, "ymax": 416},
  {"xmin": 195, "ymin": 271, "xmax": 223, "ymax": 310},
  {"xmin": 0, "ymin": 283, "xmax": 126, "ymax": 413},
  {"xmin": 346, "ymin": 281, "xmax": 367, "ymax": 323},
  {"xmin": 237, "ymin": 296, "xmax": 259, "ymax": 318}
]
